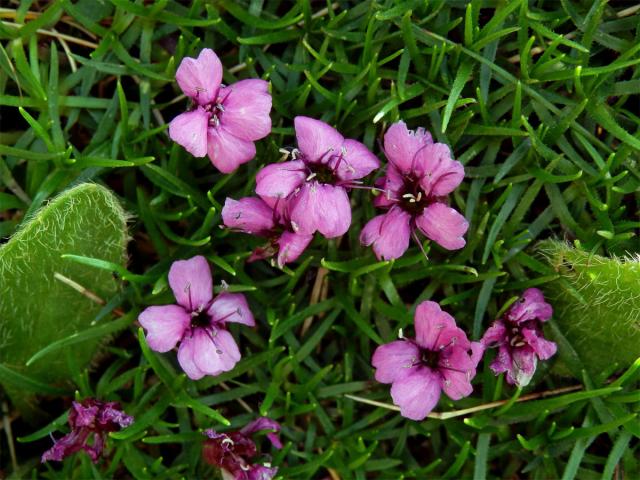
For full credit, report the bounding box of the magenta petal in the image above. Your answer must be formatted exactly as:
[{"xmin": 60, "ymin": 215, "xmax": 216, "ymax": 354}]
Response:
[
  {"xmin": 168, "ymin": 108, "xmax": 209, "ymax": 157},
  {"xmin": 506, "ymin": 288, "xmax": 553, "ymax": 323},
  {"xmin": 177, "ymin": 333, "xmax": 206, "ymax": 380},
  {"xmin": 523, "ymin": 328, "xmax": 557, "ymax": 360},
  {"xmin": 414, "ymin": 301, "xmax": 459, "ymax": 350},
  {"xmin": 207, "ymin": 126, "xmax": 256, "ymax": 173},
  {"xmin": 360, "ymin": 208, "xmax": 411, "ymax": 260},
  {"xmin": 440, "ymin": 347, "xmax": 476, "ymax": 400},
  {"xmin": 208, "ymin": 292, "xmax": 255, "ymax": 327},
  {"xmin": 168, "ymin": 256, "xmax": 213, "ymax": 312},
  {"xmin": 414, "ymin": 143, "xmax": 464, "ymax": 196},
  {"xmin": 481, "ymin": 320, "xmax": 507, "ymax": 348},
  {"xmin": 416, "ymin": 202, "xmax": 468, "ymax": 250},
  {"xmin": 255, "ymin": 160, "xmax": 306, "ymax": 201},
  {"xmin": 139, "ymin": 305, "xmax": 190, "ymax": 352},
  {"xmin": 191, "ymin": 328, "xmax": 240, "ymax": 376},
  {"xmin": 490, "ymin": 345, "xmax": 512, "ymax": 376},
  {"xmin": 383, "ymin": 121, "xmax": 433, "ymax": 174},
  {"xmin": 294, "ymin": 116, "xmax": 344, "ymax": 162},
  {"xmin": 290, "ymin": 182, "xmax": 351, "ymax": 237},
  {"xmin": 175, "ymin": 48, "xmax": 222, "ymax": 105},
  {"xmin": 222, "ymin": 197, "xmax": 275, "ymax": 235},
  {"xmin": 372, "ymin": 340, "xmax": 420, "ymax": 384},
  {"xmin": 470, "ymin": 341, "xmax": 485, "ymax": 366},
  {"xmin": 277, "ymin": 231, "xmax": 313, "ymax": 267},
  {"xmin": 390, "ymin": 367, "xmax": 441, "ymax": 421},
  {"xmin": 218, "ymin": 79, "xmax": 272, "ymax": 141},
  {"xmin": 509, "ymin": 346, "xmax": 538, "ymax": 386},
  {"xmin": 332, "ymin": 139, "xmax": 380, "ymax": 181},
  {"xmin": 373, "ymin": 166, "xmax": 404, "ymax": 208}
]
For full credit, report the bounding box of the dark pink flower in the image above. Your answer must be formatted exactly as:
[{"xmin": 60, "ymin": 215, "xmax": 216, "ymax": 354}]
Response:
[
  {"xmin": 255, "ymin": 116, "xmax": 379, "ymax": 238},
  {"xmin": 371, "ymin": 301, "xmax": 483, "ymax": 421},
  {"xmin": 203, "ymin": 417, "xmax": 281, "ymax": 480},
  {"xmin": 168, "ymin": 49, "xmax": 272, "ymax": 173},
  {"xmin": 41, "ymin": 399, "xmax": 133, "ymax": 463},
  {"xmin": 221, "ymin": 196, "xmax": 313, "ymax": 267},
  {"xmin": 139, "ymin": 256, "xmax": 255, "ymax": 380},
  {"xmin": 360, "ymin": 121, "xmax": 468, "ymax": 260},
  {"xmin": 481, "ymin": 288, "xmax": 556, "ymax": 387}
]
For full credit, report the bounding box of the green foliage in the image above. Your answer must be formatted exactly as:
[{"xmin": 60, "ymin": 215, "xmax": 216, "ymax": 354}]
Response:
[
  {"xmin": 0, "ymin": 183, "xmax": 128, "ymax": 410},
  {"xmin": 0, "ymin": 0, "xmax": 638, "ymax": 478},
  {"xmin": 541, "ymin": 240, "xmax": 640, "ymax": 374}
]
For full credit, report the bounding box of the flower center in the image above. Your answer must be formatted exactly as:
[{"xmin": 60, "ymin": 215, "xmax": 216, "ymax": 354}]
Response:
[
  {"xmin": 398, "ymin": 177, "xmax": 430, "ymax": 215},
  {"xmin": 507, "ymin": 321, "xmax": 527, "ymax": 348},
  {"xmin": 205, "ymin": 102, "xmax": 225, "ymax": 128},
  {"xmin": 307, "ymin": 162, "xmax": 337, "ymax": 184},
  {"xmin": 191, "ymin": 310, "xmax": 211, "ymax": 329},
  {"xmin": 421, "ymin": 348, "xmax": 440, "ymax": 368}
]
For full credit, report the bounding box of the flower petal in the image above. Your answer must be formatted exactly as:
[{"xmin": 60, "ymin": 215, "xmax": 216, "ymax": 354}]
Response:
[
  {"xmin": 439, "ymin": 347, "xmax": 477, "ymax": 400},
  {"xmin": 168, "ymin": 256, "xmax": 213, "ymax": 312},
  {"xmin": 506, "ymin": 288, "xmax": 553, "ymax": 323},
  {"xmin": 208, "ymin": 292, "xmax": 255, "ymax": 327},
  {"xmin": 175, "ymin": 48, "xmax": 222, "ymax": 105},
  {"xmin": 522, "ymin": 328, "xmax": 557, "ymax": 360},
  {"xmin": 277, "ymin": 231, "xmax": 313, "ymax": 267},
  {"xmin": 416, "ymin": 202, "xmax": 468, "ymax": 250},
  {"xmin": 177, "ymin": 333, "xmax": 206, "ymax": 380},
  {"xmin": 383, "ymin": 121, "xmax": 433, "ymax": 174},
  {"xmin": 139, "ymin": 305, "xmax": 190, "ymax": 352},
  {"xmin": 360, "ymin": 208, "xmax": 411, "ymax": 260},
  {"xmin": 168, "ymin": 108, "xmax": 209, "ymax": 157},
  {"xmin": 218, "ymin": 79, "xmax": 272, "ymax": 141},
  {"xmin": 191, "ymin": 328, "xmax": 241, "ymax": 376},
  {"xmin": 207, "ymin": 126, "xmax": 256, "ymax": 173},
  {"xmin": 255, "ymin": 160, "xmax": 306, "ymax": 201},
  {"xmin": 373, "ymin": 165, "xmax": 404, "ymax": 208},
  {"xmin": 294, "ymin": 116, "xmax": 344, "ymax": 163},
  {"xmin": 414, "ymin": 143, "xmax": 464, "ymax": 196},
  {"xmin": 508, "ymin": 346, "xmax": 538, "ymax": 387},
  {"xmin": 222, "ymin": 197, "xmax": 275, "ymax": 235},
  {"xmin": 332, "ymin": 139, "xmax": 380, "ymax": 181},
  {"xmin": 290, "ymin": 182, "xmax": 351, "ymax": 238},
  {"xmin": 480, "ymin": 320, "xmax": 507, "ymax": 348},
  {"xmin": 390, "ymin": 367, "xmax": 441, "ymax": 421},
  {"xmin": 414, "ymin": 301, "xmax": 459, "ymax": 350},
  {"xmin": 371, "ymin": 340, "xmax": 420, "ymax": 384}
]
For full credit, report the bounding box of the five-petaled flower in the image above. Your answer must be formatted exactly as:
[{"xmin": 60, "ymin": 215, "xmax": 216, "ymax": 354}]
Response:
[
  {"xmin": 222, "ymin": 196, "xmax": 313, "ymax": 268},
  {"xmin": 41, "ymin": 398, "xmax": 133, "ymax": 463},
  {"xmin": 360, "ymin": 121, "xmax": 469, "ymax": 260},
  {"xmin": 139, "ymin": 256, "xmax": 255, "ymax": 380},
  {"xmin": 203, "ymin": 417, "xmax": 282, "ymax": 480},
  {"xmin": 481, "ymin": 288, "xmax": 556, "ymax": 387},
  {"xmin": 255, "ymin": 116, "xmax": 379, "ymax": 238},
  {"xmin": 372, "ymin": 301, "xmax": 483, "ymax": 421},
  {"xmin": 169, "ymin": 48, "xmax": 272, "ymax": 173}
]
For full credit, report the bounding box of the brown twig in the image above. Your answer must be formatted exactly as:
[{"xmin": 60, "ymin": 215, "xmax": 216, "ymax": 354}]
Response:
[
  {"xmin": 53, "ymin": 272, "xmax": 125, "ymax": 317},
  {"xmin": 345, "ymin": 384, "xmax": 583, "ymax": 420}
]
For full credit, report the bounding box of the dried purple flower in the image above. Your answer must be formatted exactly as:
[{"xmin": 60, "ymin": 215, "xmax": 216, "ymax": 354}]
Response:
[
  {"xmin": 203, "ymin": 417, "xmax": 281, "ymax": 480},
  {"xmin": 41, "ymin": 398, "xmax": 133, "ymax": 463},
  {"xmin": 481, "ymin": 288, "xmax": 557, "ymax": 387}
]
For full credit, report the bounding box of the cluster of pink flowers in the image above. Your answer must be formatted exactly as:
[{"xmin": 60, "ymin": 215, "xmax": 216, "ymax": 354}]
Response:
[
  {"xmin": 41, "ymin": 48, "xmax": 559, "ymax": 473},
  {"xmin": 372, "ymin": 289, "xmax": 555, "ymax": 420}
]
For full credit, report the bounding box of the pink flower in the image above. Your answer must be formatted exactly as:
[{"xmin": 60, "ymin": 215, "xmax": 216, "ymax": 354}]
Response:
[
  {"xmin": 371, "ymin": 301, "xmax": 483, "ymax": 421},
  {"xmin": 360, "ymin": 121, "xmax": 468, "ymax": 260},
  {"xmin": 42, "ymin": 398, "xmax": 133, "ymax": 463},
  {"xmin": 481, "ymin": 288, "xmax": 556, "ymax": 387},
  {"xmin": 221, "ymin": 196, "xmax": 313, "ymax": 267},
  {"xmin": 255, "ymin": 116, "xmax": 379, "ymax": 238},
  {"xmin": 138, "ymin": 256, "xmax": 255, "ymax": 380},
  {"xmin": 203, "ymin": 417, "xmax": 281, "ymax": 480},
  {"xmin": 168, "ymin": 48, "xmax": 272, "ymax": 173}
]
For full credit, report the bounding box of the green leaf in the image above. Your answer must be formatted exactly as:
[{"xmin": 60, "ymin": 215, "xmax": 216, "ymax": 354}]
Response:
[
  {"xmin": 442, "ymin": 61, "xmax": 473, "ymax": 133},
  {"xmin": 540, "ymin": 241, "xmax": 640, "ymax": 373},
  {"xmin": 0, "ymin": 184, "xmax": 129, "ymax": 413}
]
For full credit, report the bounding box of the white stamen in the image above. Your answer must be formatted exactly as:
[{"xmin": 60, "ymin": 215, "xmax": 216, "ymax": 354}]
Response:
[
  {"xmin": 398, "ymin": 328, "xmax": 404, "ymax": 339},
  {"xmin": 291, "ymin": 221, "xmax": 299, "ymax": 232},
  {"xmin": 306, "ymin": 172, "xmax": 317, "ymax": 181}
]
